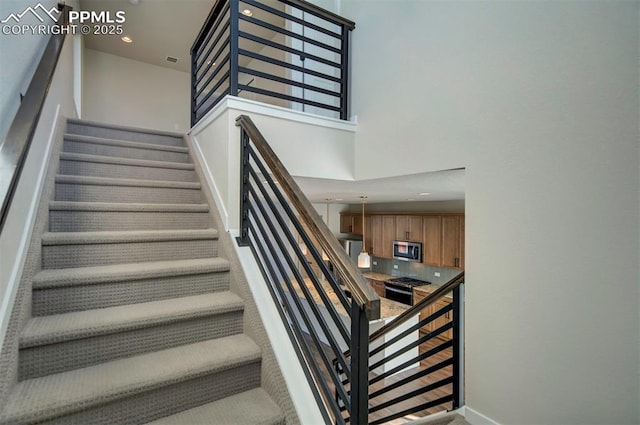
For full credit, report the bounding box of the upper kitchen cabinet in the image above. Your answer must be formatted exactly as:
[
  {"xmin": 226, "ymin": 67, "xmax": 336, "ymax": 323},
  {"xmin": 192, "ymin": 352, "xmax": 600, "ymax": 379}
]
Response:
[
  {"xmin": 340, "ymin": 214, "xmax": 372, "ymax": 243},
  {"xmin": 340, "ymin": 214, "xmax": 355, "ymax": 234},
  {"xmin": 381, "ymin": 216, "xmax": 396, "ymax": 258},
  {"xmin": 370, "ymin": 215, "xmax": 395, "ymax": 259},
  {"xmin": 395, "ymin": 215, "xmax": 423, "ymax": 242},
  {"xmin": 422, "ymin": 215, "xmax": 442, "ymax": 266},
  {"xmin": 441, "ymin": 215, "xmax": 465, "ymax": 269}
]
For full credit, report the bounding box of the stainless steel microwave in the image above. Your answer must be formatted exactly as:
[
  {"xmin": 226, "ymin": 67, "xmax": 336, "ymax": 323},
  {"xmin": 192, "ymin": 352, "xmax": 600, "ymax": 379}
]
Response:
[{"xmin": 393, "ymin": 240, "xmax": 423, "ymax": 262}]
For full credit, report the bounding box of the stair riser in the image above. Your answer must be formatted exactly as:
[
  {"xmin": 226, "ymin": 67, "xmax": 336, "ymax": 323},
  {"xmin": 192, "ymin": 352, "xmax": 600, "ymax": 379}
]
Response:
[
  {"xmin": 49, "ymin": 211, "xmax": 210, "ymax": 232},
  {"xmin": 55, "ymin": 184, "xmax": 203, "ymax": 204},
  {"xmin": 42, "ymin": 363, "xmax": 261, "ymax": 425},
  {"xmin": 32, "ymin": 272, "xmax": 230, "ymax": 316},
  {"xmin": 67, "ymin": 123, "xmax": 184, "ymax": 147},
  {"xmin": 42, "ymin": 240, "xmax": 219, "ymax": 269},
  {"xmin": 59, "ymin": 160, "xmax": 196, "ymax": 182},
  {"xmin": 19, "ymin": 311, "xmax": 244, "ymax": 380},
  {"xmin": 64, "ymin": 140, "xmax": 189, "ymax": 163}
]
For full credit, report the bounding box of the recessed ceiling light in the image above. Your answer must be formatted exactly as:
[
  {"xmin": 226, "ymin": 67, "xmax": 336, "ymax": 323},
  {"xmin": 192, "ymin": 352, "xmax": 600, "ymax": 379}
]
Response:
[
  {"xmin": 241, "ymin": 8, "xmax": 253, "ymax": 16},
  {"xmin": 335, "ymin": 198, "xmax": 343, "ymax": 201},
  {"xmin": 407, "ymin": 198, "xmax": 415, "ymax": 201},
  {"xmin": 418, "ymin": 192, "xmax": 431, "ymax": 196},
  {"xmin": 121, "ymin": 36, "xmax": 133, "ymax": 43}
]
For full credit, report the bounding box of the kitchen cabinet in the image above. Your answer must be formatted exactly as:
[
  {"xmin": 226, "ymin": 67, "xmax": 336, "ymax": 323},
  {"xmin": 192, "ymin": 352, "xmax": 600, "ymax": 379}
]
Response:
[
  {"xmin": 441, "ymin": 216, "xmax": 464, "ymax": 269},
  {"xmin": 370, "ymin": 215, "xmax": 394, "ymax": 259},
  {"xmin": 413, "ymin": 287, "xmax": 453, "ymax": 341},
  {"xmin": 367, "ymin": 278, "xmax": 385, "ymax": 298},
  {"xmin": 395, "ymin": 215, "xmax": 423, "ymax": 242},
  {"xmin": 381, "ymin": 216, "xmax": 396, "ymax": 259},
  {"xmin": 422, "ymin": 215, "xmax": 442, "ymax": 266},
  {"xmin": 340, "ymin": 214, "xmax": 355, "ymax": 234},
  {"xmin": 370, "ymin": 215, "xmax": 383, "ymax": 257}
]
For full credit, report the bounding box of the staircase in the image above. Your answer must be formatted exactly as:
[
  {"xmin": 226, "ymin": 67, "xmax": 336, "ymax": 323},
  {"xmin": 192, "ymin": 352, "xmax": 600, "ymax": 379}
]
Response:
[{"xmin": 0, "ymin": 119, "xmax": 289, "ymax": 424}]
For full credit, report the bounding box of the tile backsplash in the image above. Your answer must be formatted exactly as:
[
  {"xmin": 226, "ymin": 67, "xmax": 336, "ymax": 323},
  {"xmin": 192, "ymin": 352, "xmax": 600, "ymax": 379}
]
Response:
[{"xmin": 369, "ymin": 257, "xmax": 461, "ymax": 286}]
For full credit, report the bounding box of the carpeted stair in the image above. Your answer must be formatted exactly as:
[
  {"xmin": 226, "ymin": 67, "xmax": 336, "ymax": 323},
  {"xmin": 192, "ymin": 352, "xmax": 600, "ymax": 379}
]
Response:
[{"xmin": 0, "ymin": 120, "xmax": 287, "ymax": 424}]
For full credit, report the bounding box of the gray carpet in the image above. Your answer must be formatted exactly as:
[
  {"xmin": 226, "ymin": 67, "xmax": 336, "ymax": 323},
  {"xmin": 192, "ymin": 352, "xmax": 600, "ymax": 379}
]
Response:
[{"xmin": 0, "ymin": 120, "xmax": 289, "ymax": 424}]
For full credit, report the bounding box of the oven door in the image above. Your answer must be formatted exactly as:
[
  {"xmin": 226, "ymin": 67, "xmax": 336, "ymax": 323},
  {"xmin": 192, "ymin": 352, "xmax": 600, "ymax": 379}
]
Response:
[{"xmin": 384, "ymin": 283, "xmax": 413, "ymax": 305}]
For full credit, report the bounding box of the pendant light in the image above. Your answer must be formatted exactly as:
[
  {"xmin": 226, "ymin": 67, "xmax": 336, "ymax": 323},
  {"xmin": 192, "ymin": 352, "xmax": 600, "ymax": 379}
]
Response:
[
  {"xmin": 357, "ymin": 195, "xmax": 371, "ymax": 268},
  {"xmin": 322, "ymin": 198, "xmax": 331, "ymax": 261}
]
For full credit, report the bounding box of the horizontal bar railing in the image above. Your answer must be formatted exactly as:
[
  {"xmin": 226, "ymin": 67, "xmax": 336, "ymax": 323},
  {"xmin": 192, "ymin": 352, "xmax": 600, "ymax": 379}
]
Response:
[
  {"xmin": 191, "ymin": 0, "xmax": 354, "ymax": 126},
  {"xmin": 236, "ymin": 114, "xmax": 378, "ymax": 424},
  {"xmin": 336, "ymin": 271, "xmax": 464, "ymax": 423},
  {"xmin": 0, "ymin": 5, "xmax": 71, "ymax": 233}
]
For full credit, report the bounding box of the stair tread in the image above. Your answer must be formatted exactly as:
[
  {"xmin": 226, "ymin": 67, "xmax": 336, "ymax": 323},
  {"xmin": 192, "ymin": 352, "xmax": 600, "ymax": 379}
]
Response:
[
  {"xmin": 41, "ymin": 228, "xmax": 219, "ymax": 245},
  {"xmin": 49, "ymin": 201, "xmax": 209, "ymax": 212},
  {"xmin": 59, "ymin": 152, "xmax": 195, "ymax": 170},
  {"xmin": 33, "ymin": 258, "xmax": 229, "ymax": 289},
  {"xmin": 147, "ymin": 388, "xmax": 284, "ymax": 425},
  {"xmin": 55, "ymin": 175, "xmax": 201, "ymax": 189},
  {"xmin": 2, "ymin": 335, "xmax": 261, "ymax": 424},
  {"xmin": 20, "ymin": 292, "xmax": 244, "ymax": 348},
  {"xmin": 64, "ymin": 133, "xmax": 188, "ymax": 153},
  {"xmin": 67, "ymin": 118, "xmax": 184, "ymax": 139}
]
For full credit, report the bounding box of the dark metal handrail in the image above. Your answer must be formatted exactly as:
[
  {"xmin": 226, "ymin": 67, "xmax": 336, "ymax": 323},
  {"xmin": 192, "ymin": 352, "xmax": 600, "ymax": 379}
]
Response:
[
  {"xmin": 191, "ymin": 0, "xmax": 354, "ymax": 125},
  {"xmin": 236, "ymin": 114, "xmax": 377, "ymax": 424},
  {"xmin": 370, "ymin": 271, "xmax": 464, "ymax": 343},
  {"xmin": 236, "ymin": 114, "xmax": 380, "ymax": 318},
  {"xmin": 0, "ymin": 5, "xmax": 71, "ymax": 232}
]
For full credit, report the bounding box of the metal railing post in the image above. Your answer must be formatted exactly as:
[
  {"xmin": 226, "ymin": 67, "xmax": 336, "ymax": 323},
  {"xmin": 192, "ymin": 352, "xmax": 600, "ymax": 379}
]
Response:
[
  {"xmin": 340, "ymin": 24, "xmax": 350, "ymax": 121},
  {"xmin": 349, "ymin": 302, "xmax": 369, "ymax": 425},
  {"xmin": 452, "ymin": 284, "xmax": 461, "ymax": 408},
  {"xmin": 229, "ymin": 0, "xmax": 239, "ymax": 96},
  {"xmin": 236, "ymin": 128, "xmax": 250, "ymax": 246}
]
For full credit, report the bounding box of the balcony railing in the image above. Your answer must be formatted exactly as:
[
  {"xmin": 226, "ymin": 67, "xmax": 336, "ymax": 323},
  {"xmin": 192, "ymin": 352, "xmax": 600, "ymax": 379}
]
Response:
[{"xmin": 190, "ymin": 0, "xmax": 355, "ymax": 126}]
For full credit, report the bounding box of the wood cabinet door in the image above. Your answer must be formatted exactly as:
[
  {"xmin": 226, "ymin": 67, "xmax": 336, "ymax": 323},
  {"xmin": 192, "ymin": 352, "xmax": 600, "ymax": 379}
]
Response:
[
  {"xmin": 367, "ymin": 278, "xmax": 385, "ymax": 298},
  {"xmin": 433, "ymin": 298, "xmax": 453, "ymax": 340},
  {"xmin": 370, "ymin": 215, "xmax": 383, "ymax": 257},
  {"xmin": 441, "ymin": 216, "xmax": 463, "ymax": 269},
  {"xmin": 362, "ymin": 216, "xmax": 373, "ymax": 253},
  {"xmin": 340, "ymin": 214, "xmax": 354, "ymax": 234},
  {"xmin": 381, "ymin": 216, "xmax": 396, "ymax": 259},
  {"xmin": 353, "ymin": 215, "xmax": 363, "ymax": 235},
  {"xmin": 395, "ymin": 215, "xmax": 423, "ymax": 242},
  {"xmin": 422, "ymin": 216, "xmax": 442, "ymax": 266}
]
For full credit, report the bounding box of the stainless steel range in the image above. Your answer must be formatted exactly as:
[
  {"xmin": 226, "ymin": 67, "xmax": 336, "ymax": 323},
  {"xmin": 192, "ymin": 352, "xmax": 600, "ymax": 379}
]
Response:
[{"xmin": 384, "ymin": 276, "xmax": 431, "ymax": 305}]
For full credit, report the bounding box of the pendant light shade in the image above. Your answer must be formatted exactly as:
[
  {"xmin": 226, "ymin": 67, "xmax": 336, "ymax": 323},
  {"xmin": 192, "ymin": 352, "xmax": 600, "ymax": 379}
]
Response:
[
  {"xmin": 358, "ymin": 195, "xmax": 371, "ymax": 269},
  {"xmin": 358, "ymin": 251, "xmax": 371, "ymax": 268}
]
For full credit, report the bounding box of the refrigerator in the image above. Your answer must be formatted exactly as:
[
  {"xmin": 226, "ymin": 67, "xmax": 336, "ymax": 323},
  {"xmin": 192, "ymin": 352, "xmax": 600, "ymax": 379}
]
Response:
[{"xmin": 339, "ymin": 238, "xmax": 363, "ymax": 266}]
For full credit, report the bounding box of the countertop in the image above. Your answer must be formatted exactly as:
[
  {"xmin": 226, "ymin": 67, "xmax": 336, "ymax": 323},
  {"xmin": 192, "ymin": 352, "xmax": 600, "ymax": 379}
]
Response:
[
  {"xmin": 413, "ymin": 284, "xmax": 453, "ymax": 300},
  {"xmin": 362, "ymin": 272, "xmax": 394, "ymax": 281},
  {"xmin": 290, "ymin": 277, "xmax": 409, "ymax": 320}
]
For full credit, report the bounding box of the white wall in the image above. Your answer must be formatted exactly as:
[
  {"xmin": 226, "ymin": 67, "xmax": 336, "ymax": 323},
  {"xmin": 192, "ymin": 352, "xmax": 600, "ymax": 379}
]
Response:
[
  {"xmin": 340, "ymin": 1, "xmax": 639, "ymax": 424},
  {"xmin": 0, "ymin": 33, "xmax": 77, "ymax": 354},
  {"xmin": 0, "ymin": 0, "xmax": 62, "ymax": 142},
  {"xmin": 189, "ymin": 96, "xmax": 356, "ymax": 231},
  {"xmin": 83, "ymin": 49, "xmax": 190, "ymax": 132}
]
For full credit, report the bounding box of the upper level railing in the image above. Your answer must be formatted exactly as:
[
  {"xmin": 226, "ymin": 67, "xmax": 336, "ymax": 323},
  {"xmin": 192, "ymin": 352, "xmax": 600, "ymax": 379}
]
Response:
[
  {"xmin": 235, "ymin": 114, "xmax": 379, "ymax": 424},
  {"xmin": 0, "ymin": 5, "xmax": 70, "ymax": 232},
  {"xmin": 190, "ymin": 0, "xmax": 355, "ymax": 126}
]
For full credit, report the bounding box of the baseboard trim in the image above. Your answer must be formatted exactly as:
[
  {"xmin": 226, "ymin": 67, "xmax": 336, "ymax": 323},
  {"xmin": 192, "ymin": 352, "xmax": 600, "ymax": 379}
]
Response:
[
  {"xmin": 0, "ymin": 105, "xmax": 62, "ymax": 355},
  {"xmin": 465, "ymin": 406, "xmax": 501, "ymax": 425},
  {"xmin": 185, "ymin": 134, "xmax": 229, "ymax": 230},
  {"xmin": 229, "ymin": 229, "xmax": 326, "ymax": 425}
]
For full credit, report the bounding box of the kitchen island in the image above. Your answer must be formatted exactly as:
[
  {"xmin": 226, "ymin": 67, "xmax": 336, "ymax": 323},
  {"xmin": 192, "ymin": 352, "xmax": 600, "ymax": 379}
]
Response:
[{"xmin": 288, "ymin": 277, "xmax": 418, "ymax": 375}]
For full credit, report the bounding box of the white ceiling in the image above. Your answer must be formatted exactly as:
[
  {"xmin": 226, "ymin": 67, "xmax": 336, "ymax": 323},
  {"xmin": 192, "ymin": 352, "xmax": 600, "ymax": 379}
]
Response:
[
  {"xmin": 294, "ymin": 169, "xmax": 465, "ymax": 205},
  {"xmin": 80, "ymin": 0, "xmax": 214, "ymax": 72},
  {"xmin": 78, "ymin": 1, "xmax": 466, "ymax": 208}
]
